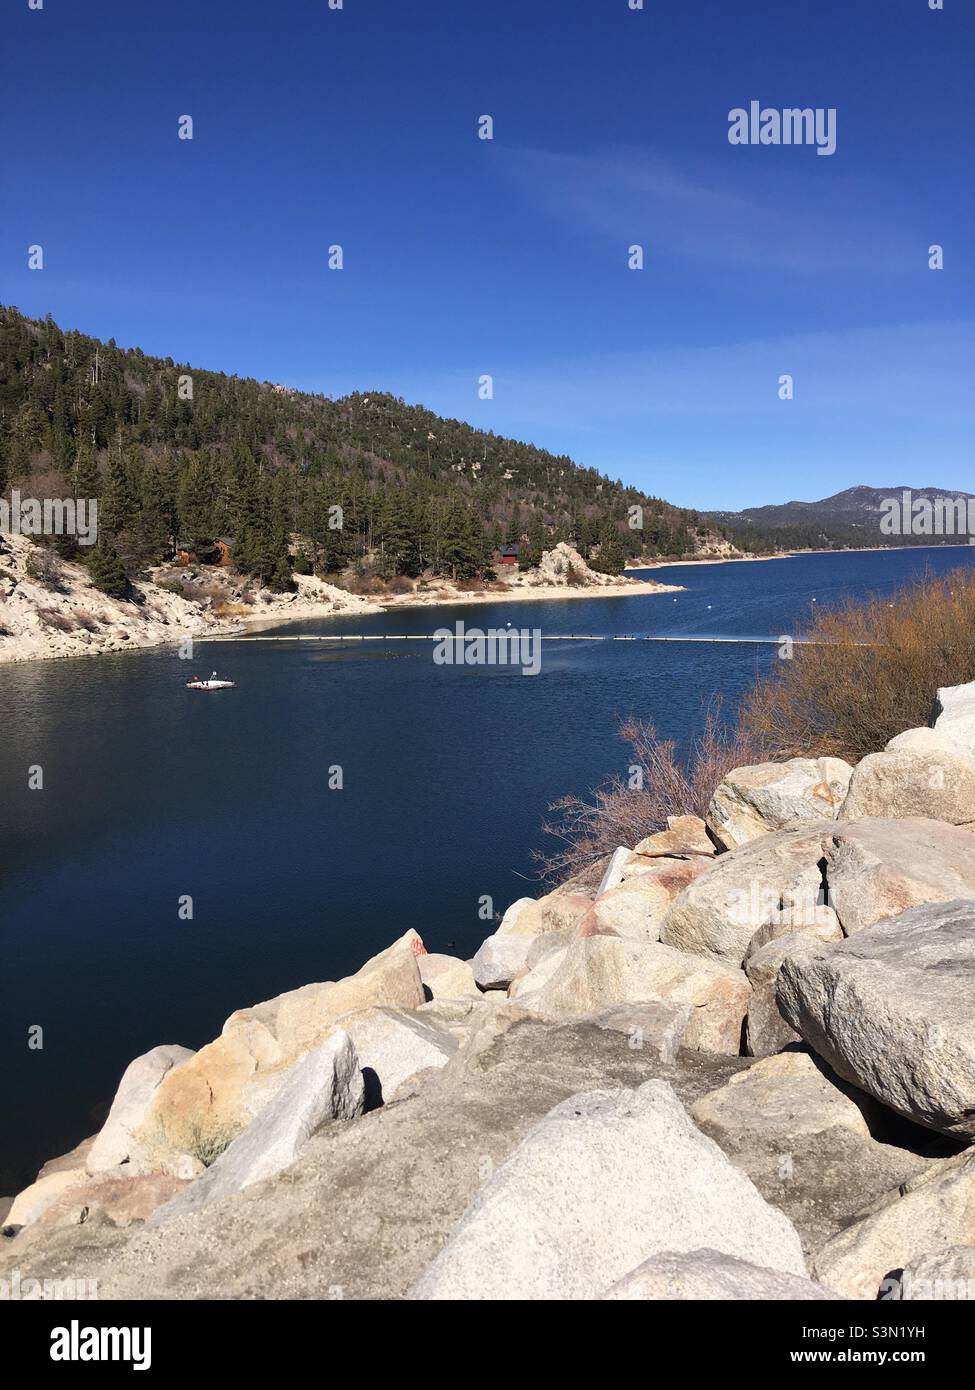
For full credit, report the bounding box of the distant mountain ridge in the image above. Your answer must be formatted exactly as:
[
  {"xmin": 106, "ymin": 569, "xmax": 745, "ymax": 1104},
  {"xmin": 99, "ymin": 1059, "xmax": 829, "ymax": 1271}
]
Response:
[
  {"xmin": 707, "ymin": 485, "xmax": 975, "ymax": 549},
  {"xmin": 711, "ymin": 485, "xmax": 975, "ymax": 531}
]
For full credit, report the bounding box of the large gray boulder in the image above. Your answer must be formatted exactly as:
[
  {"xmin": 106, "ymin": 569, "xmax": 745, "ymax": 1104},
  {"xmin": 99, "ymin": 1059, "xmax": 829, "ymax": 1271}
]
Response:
[
  {"xmin": 691, "ymin": 1051, "xmax": 933, "ymax": 1253},
  {"xmin": 744, "ymin": 934, "xmax": 834, "ymax": 1058},
  {"xmin": 472, "ymin": 891, "xmax": 592, "ymax": 988},
  {"xmin": 148, "ymin": 1030, "xmax": 364, "ymax": 1225},
  {"xmin": 418, "ymin": 953, "xmax": 478, "ymax": 1000},
  {"xmin": 515, "ymin": 934, "xmax": 750, "ymax": 1054},
  {"xmin": 340, "ymin": 1006, "xmax": 459, "ymax": 1105},
  {"xmin": 409, "ymin": 1080, "xmax": 807, "ymax": 1300},
  {"xmin": 470, "ymin": 932, "xmax": 532, "ymax": 989},
  {"xmin": 581, "ymin": 878, "xmax": 673, "ymax": 942},
  {"xmin": 777, "ymin": 899, "xmax": 975, "ymax": 1137},
  {"xmin": 840, "ymin": 742, "xmax": 975, "ymax": 828},
  {"xmin": 661, "ymin": 823, "xmax": 832, "ymax": 967},
  {"xmin": 707, "ymin": 757, "xmax": 853, "ymax": 851},
  {"xmin": 600, "ymin": 1249, "xmax": 842, "ymax": 1300},
  {"xmin": 87, "ymin": 1044, "xmax": 195, "ymax": 1174},
  {"xmin": 824, "ymin": 818, "xmax": 975, "ymax": 935},
  {"xmin": 813, "ymin": 1149, "xmax": 975, "ymax": 1300}
]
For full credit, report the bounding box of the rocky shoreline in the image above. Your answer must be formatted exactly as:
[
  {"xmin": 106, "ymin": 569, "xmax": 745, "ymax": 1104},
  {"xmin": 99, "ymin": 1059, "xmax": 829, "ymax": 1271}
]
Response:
[
  {"xmin": 0, "ymin": 538, "xmax": 682, "ymax": 667},
  {"xmin": 3, "ymin": 680, "xmax": 975, "ymax": 1300}
]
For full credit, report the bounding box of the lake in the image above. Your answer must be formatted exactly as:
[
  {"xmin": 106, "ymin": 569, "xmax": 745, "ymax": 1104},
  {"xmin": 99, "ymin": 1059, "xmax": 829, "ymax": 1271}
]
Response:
[{"xmin": 2, "ymin": 545, "xmax": 973, "ymax": 1192}]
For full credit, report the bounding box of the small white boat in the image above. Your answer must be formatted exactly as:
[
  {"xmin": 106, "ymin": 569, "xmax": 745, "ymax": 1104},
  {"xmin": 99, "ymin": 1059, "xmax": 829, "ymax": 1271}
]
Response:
[{"xmin": 186, "ymin": 671, "xmax": 235, "ymax": 690}]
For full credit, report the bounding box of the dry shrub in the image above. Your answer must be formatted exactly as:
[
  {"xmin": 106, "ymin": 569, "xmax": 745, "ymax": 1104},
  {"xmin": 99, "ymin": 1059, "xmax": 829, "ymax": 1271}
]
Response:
[
  {"xmin": 341, "ymin": 573, "xmax": 384, "ymax": 596},
  {"xmin": 26, "ymin": 546, "xmax": 66, "ymax": 590},
  {"xmin": 37, "ymin": 607, "xmax": 76, "ymax": 633},
  {"xmin": 155, "ymin": 574, "xmax": 224, "ymax": 605},
  {"xmin": 386, "ymin": 575, "xmax": 415, "ymax": 595},
  {"xmin": 742, "ymin": 567, "xmax": 975, "ymax": 762},
  {"xmin": 154, "ymin": 577, "xmax": 186, "ymax": 597},
  {"xmin": 537, "ymin": 700, "xmax": 769, "ymax": 886}
]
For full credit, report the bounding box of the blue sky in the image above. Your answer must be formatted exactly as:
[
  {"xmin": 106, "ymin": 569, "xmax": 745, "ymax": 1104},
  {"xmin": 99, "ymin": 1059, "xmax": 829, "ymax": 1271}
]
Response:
[{"xmin": 3, "ymin": 0, "xmax": 972, "ymax": 509}]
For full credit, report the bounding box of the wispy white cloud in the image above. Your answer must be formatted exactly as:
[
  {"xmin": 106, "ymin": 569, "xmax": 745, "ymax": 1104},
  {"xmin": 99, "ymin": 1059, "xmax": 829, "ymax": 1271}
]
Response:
[
  {"xmin": 311, "ymin": 320, "xmax": 974, "ymax": 427},
  {"xmin": 304, "ymin": 319, "xmax": 975, "ymax": 508},
  {"xmin": 491, "ymin": 145, "xmax": 923, "ymax": 274}
]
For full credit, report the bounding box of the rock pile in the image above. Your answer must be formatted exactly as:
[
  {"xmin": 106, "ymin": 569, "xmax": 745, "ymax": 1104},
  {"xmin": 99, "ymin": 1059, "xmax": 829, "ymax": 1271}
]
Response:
[{"xmin": 4, "ymin": 682, "xmax": 975, "ymax": 1300}]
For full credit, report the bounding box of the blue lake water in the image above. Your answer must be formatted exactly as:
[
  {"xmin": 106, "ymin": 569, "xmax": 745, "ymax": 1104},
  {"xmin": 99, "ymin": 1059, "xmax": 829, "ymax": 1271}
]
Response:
[{"xmin": 2, "ymin": 545, "xmax": 974, "ymax": 1191}]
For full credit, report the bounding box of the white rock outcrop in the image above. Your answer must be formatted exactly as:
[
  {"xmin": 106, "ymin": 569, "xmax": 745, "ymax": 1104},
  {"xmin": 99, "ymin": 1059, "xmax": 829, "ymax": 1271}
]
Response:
[
  {"xmin": 410, "ymin": 1081, "xmax": 807, "ymax": 1300},
  {"xmin": 707, "ymin": 757, "xmax": 853, "ymax": 850}
]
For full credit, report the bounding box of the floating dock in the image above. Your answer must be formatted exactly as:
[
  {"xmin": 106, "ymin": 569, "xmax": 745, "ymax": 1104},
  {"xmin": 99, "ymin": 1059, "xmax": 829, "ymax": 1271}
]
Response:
[{"xmin": 195, "ymin": 633, "xmax": 808, "ymax": 646}]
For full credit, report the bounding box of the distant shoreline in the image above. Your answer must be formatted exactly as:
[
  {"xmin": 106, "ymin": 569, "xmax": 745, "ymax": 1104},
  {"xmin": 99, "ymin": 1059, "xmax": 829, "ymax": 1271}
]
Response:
[{"xmin": 628, "ymin": 541, "xmax": 975, "ymax": 572}]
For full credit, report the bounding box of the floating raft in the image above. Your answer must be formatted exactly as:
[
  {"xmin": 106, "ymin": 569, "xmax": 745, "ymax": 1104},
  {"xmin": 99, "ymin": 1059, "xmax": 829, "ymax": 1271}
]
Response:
[{"xmin": 195, "ymin": 633, "xmax": 814, "ymax": 646}]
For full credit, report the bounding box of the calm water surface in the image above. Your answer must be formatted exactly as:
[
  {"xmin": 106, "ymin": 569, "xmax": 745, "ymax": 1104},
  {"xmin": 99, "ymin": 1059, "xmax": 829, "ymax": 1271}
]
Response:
[{"xmin": 2, "ymin": 546, "xmax": 973, "ymax": 1190}]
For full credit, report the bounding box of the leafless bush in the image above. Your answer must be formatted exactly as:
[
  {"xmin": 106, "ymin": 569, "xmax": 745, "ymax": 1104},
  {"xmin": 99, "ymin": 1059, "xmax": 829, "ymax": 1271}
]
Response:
[
  {"xmin": 742, "ymin": 567, "xmax": 975, "ymax": 761},
  {"xmin": 537, "ymin": 700, "xmax": 769, "ymax": 886},
  {"xmin": 341, "ymin": 573, "xmax": 384, "ymax": 596},
  {"xmin": 155, "ymin": 574, "xmax": 224, "ymax": 605},
  {"xmin": 26, "ymin": 546, "xmax": 66, "ymax": 590},
  {"xmin": 37, "ymin": 607, "xmax": 77, "ymax": 633}
]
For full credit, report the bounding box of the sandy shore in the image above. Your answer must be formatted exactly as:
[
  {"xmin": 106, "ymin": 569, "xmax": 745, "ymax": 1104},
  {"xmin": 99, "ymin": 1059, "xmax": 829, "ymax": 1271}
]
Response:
[
  {"xmin": 371, "ymin": 577, "xmax": 684, "ymax": 611},
  {"xmin": 626, "ymin": 553, "xmax": 793, "ymax": 571}
]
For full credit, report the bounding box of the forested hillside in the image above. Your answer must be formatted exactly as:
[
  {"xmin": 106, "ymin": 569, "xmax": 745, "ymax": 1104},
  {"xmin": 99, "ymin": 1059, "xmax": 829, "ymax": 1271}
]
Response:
[{"xmin": 0, "ymin": 306, "xmax": 706, "ymax": 589}]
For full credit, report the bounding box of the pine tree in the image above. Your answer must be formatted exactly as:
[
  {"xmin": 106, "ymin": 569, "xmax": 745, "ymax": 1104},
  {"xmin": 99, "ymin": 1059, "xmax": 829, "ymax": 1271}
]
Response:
[
  {"xmin": 87, "ymin": 537, "xmax": 129, "ymax": 598},
  {"xmin": 136, "ymin": 461, "xmax": 172, "ymax": 562},
  {"xmin": 100, "ymin": 441, "xmax": 139, "ymax": 537},
  {"xmin": 591, "ymin": 522, "xmax": 626, "ymax": 575},
  {"xmin": 72, "ymin": 440, "xmax": 101, "ymax": 500},
  {"xmin": 519, "ymin": 513, "xmax": 546, "ymax": 570}
]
